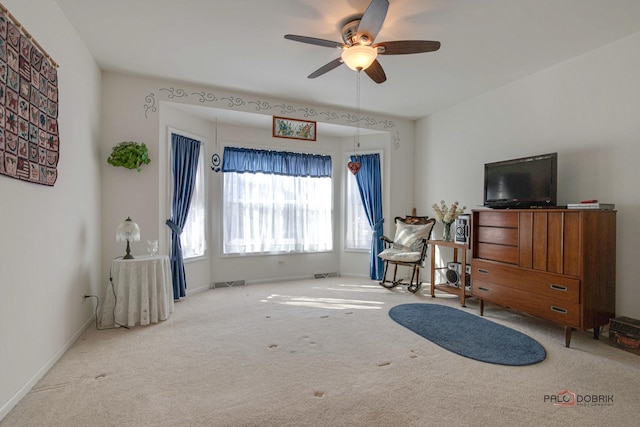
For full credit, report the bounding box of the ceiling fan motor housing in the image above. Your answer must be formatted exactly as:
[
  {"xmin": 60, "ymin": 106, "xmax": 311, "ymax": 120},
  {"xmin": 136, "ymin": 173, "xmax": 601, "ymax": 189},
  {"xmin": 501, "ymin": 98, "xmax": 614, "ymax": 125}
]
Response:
[{"xmin": 342, "ymin": 19, "xmax": 367, "ymax": 45}]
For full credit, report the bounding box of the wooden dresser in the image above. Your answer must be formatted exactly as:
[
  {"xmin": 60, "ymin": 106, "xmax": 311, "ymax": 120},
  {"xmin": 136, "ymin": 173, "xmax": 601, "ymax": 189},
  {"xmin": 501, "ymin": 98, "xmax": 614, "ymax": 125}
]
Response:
[{"xmin": 471, "ymin": 208, "xmax": 616, "ymax": 347}]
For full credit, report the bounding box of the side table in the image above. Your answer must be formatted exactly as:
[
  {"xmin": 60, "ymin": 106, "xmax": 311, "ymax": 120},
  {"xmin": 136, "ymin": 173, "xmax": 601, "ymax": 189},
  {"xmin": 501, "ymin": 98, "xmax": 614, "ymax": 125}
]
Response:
[
  {"xmin": 100, "ymin": 255, "xmax": 174, "ymax": 327},
  {"xmin": 428, "ymin": 239, "xmax": 471, "ymax": 307}
]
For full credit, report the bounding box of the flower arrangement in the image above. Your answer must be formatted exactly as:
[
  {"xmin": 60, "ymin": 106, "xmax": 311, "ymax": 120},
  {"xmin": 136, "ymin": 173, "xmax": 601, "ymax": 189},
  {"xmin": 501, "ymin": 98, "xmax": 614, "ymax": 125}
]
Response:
[
  {"xmin": 432, "ymin": 200, "xmax": 467, "ymax": 224},
  {"xmin": 432, "ymin": 200, "xmax": 466, "ymax": 241}
]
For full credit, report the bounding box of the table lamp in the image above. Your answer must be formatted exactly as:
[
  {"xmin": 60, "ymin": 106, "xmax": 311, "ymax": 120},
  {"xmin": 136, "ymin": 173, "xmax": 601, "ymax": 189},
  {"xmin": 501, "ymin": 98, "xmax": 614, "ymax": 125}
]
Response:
[{"xmin": 116, "ymin": 217, "xmax": 140, "ymax": 259}]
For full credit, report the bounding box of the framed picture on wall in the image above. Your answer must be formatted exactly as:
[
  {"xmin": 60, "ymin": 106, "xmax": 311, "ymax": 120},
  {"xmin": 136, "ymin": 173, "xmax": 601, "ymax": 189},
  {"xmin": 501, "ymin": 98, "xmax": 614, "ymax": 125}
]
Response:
[{"xmin": 272, "ymin": 116, "xmax": 316, "ymax": 141}]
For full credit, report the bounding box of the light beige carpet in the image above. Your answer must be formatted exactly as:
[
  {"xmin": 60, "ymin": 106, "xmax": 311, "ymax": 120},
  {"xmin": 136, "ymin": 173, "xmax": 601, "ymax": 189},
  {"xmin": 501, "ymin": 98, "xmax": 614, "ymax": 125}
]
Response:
[{"xmin": 2, "ymin": 277, "xmax": 639, "ymax": 426}]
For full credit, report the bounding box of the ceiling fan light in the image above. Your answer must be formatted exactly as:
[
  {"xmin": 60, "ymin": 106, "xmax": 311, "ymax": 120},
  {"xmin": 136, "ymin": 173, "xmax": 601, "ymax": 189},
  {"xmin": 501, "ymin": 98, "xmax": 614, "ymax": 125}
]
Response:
[{"xmin": 341, "ymin": 45, "xmax": 377, "ymax": 71}]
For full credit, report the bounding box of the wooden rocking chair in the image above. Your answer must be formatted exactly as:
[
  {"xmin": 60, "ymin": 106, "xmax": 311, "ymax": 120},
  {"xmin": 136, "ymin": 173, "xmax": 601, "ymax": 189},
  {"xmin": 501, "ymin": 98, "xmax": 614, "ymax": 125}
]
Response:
[{"xmin": 378, "ymin": 216, "xmax": 436, "ymax": 293}]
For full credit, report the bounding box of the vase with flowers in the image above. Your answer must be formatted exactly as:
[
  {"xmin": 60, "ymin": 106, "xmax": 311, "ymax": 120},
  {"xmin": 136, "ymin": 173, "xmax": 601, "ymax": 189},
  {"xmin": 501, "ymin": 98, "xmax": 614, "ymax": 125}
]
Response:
[{"xmin": 432, "ymin": 200, "xmax": 467, "ymax": 242}]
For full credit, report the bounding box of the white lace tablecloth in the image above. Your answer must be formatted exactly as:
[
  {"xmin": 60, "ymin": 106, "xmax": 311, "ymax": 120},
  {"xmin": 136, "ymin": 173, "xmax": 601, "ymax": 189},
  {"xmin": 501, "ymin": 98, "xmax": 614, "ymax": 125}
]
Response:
[{"xmin": 100, "ymin": 255, "xmax": 175, "ymax": 327}]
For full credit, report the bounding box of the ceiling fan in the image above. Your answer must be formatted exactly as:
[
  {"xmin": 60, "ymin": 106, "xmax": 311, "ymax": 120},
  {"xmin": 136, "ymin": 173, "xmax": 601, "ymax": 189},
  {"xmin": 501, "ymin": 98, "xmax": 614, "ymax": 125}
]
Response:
[{"xmin": 284, "ymin": 0, "xmax": 441, "ymax": 84}]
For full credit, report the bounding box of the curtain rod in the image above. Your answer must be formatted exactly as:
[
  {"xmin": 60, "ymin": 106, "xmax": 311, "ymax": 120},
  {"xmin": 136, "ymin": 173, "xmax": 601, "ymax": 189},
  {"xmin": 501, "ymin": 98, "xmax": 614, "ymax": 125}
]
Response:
[{"xmin": 0, "ymin": 2, "xmax": 59, "ymax": 68}]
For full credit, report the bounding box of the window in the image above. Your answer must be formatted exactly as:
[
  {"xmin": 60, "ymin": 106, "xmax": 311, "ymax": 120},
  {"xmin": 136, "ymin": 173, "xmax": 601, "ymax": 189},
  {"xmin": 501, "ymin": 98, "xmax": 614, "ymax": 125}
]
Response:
[
  {"xmin": 345, "ymin": 168, "xmax": 370, "ymax": 250},
  {"xmin": 175, "ymin": 136, "xmax": 206, "ymax": 259},
  {"xmin": 222, "ymin": 147, "xmax": 333, "ymax": 255}
]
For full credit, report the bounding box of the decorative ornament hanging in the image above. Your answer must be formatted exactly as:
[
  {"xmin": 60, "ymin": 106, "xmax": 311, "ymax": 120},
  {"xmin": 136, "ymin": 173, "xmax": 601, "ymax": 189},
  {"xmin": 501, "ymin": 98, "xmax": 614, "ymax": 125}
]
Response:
[
  {"xmin": 210, "ymin": 117, "xmax": 222, "ymax": 173},
  {"xmin": 348, "ymin": 70, "xmax": 362, "ymax": 175},
  {"xmin": 347, "ymin": 161, "xmax": 361, "ymax": 175},
  {"xmin": 211, "ymin": 154, "xmax": 221, "ymax": 172}
]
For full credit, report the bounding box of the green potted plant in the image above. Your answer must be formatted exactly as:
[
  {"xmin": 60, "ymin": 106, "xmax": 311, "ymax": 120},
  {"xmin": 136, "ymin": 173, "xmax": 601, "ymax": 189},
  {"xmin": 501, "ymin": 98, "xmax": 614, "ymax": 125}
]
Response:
[{"xmin": 107, "ymin": 141, "xmax": 150, "ymax": 172}]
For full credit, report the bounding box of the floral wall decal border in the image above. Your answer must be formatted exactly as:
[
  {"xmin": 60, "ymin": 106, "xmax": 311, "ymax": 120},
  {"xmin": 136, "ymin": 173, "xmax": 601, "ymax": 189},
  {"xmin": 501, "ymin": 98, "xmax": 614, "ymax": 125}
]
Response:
[
  {"xmin": 392, "ymin": 131, "xmax": 401, "ymax": 150},
  {"xmin": 143, "ymin": 86, "xmax": 401, "ymax": 148}
]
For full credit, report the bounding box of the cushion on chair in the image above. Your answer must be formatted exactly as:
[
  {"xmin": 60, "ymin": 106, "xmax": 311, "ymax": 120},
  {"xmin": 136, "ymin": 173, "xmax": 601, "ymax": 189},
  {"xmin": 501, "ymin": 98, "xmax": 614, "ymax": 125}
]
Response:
[
  {"xmin": 378, "ymin": 247, "xmax": 423, "ymax": 263},
  {"xmin": 391, "ymin": 221, "xmax": 434, "ymax": 253}
]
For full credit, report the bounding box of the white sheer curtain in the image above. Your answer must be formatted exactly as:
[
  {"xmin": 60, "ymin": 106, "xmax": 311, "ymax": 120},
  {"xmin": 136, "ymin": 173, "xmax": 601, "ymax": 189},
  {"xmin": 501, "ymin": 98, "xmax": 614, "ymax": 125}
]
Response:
[
  {"xmin": 180, "ymin": 144, "xmax": 206, "ymax": 258},
  {"xmin": 345, "ymin": 168, "xmax": 370, "ymax": 250},
  {"xmin": 223, "ymin": 171, "xmax": 333, "ymax": 254}
]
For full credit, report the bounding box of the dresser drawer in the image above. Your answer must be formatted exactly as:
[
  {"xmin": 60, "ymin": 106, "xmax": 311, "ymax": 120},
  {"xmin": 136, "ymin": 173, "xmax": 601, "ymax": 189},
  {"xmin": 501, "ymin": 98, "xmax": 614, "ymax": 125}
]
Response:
[
  {"xmin": 476, "ymin": 211, "xmax": 519, "ymax": 227},
  {"xmin": 475, "ymin": 243, "xmax": 518, "ymax": 264},
  {"xmin": 471, "ymin": 279, "xmax": 580, "ymax": 328},
  {"xmin": 477, "ymin": 226, "xmax": 518, "ymax": 246},
  {"xmin": 471, "ymin": 259, "xmax": 579, "ymax": 303}
]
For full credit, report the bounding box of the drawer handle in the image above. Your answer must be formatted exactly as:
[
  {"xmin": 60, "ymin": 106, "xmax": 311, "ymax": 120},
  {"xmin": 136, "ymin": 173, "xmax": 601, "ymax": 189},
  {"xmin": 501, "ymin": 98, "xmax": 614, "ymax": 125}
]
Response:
[
  {"xmin": 550, "ymin": 284, "xmax": 568, "ymax": 292},
  {"xmin": 478, "ymin": 269, "xmax": 489, "ymax": 274},
  {"xmin": 478, "ymin": 286, "xmax": 490, "ymax": 292},
  {"xmin": 550, "ymin": 306, "xmax": 568, "ymax": 314}
]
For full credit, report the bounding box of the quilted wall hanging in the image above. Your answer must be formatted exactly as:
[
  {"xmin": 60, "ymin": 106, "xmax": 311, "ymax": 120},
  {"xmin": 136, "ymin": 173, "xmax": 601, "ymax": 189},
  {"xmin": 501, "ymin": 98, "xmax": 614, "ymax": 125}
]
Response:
[{"xmin": 0, "ymin": 3, "xmax": 59, "ymax": 186}]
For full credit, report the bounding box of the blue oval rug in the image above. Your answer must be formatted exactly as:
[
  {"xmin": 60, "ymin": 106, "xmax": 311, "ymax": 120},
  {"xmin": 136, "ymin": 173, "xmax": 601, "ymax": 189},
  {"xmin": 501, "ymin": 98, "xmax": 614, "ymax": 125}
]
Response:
[{"xmin": 389, "ymin": 303, "xmax": 546, "ymax": 366}]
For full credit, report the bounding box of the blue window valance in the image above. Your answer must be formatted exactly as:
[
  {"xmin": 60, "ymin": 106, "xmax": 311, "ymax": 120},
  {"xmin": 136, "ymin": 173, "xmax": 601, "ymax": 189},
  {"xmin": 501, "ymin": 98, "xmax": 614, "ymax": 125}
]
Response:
[{"xmin": 222, "ymin": 147, "xmax": 332, "ymax": 177}]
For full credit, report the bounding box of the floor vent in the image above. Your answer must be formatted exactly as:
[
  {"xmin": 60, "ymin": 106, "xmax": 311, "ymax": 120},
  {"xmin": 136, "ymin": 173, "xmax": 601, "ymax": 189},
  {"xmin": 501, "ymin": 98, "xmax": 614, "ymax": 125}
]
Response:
[
  {"xmin": 213, "ymin": 280, "xmax": 246, "ymax": 288},
  {"xmin": 314, "ymin": 272, "xmax": 338, "ymax": 279}
]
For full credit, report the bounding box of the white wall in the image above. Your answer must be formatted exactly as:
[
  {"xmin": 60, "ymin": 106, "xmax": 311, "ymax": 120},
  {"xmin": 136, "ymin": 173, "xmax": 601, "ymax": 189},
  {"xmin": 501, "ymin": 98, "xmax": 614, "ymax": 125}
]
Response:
[
  {"xmin": 0, "ymin": 0, "xmax": 101, "ymax": 419},
  {"xmin": 101, "ymin": 72, "xmax": 417, "ymax": 290},
  {"xmin": 416, "ymin": 32, "xmax": 640, "ymax": 319}
]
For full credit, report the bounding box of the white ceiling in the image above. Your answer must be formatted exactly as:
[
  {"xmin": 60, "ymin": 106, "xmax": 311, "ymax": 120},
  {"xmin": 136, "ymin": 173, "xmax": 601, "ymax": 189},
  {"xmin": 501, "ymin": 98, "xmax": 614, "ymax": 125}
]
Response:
[{"xmin": 55, "ymin": 0, "xmax": 640, "ymax": 120}]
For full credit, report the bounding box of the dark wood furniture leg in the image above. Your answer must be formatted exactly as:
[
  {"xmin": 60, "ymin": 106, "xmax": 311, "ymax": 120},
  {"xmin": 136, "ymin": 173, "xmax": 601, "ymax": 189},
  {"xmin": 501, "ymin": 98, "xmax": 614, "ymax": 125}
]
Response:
[
  {"xmin": 564, "ymin": 326, "xmax": 574, "ymax": 348},
  {"xmin": 380, "ymin": 261, "xmax": 389, "ymax": 285},
  {"xmin": 430, "ymin": 241, "xmax": 436, "ymax": 298},
  {"xmin": 593, "ymin": 326, "xmax": 600, "ymax": 340}
]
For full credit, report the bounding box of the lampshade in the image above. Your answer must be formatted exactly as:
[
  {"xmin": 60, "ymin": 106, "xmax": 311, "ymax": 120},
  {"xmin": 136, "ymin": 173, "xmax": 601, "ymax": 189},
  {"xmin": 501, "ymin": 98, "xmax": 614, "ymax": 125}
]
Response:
[
  {"xmin": 116, "ymin": 217, "xmax": 140, "ymax": 242},
  {"xmin": 116, "ymin": 217, "xmax": 140, "ymax": 259},
  {"xmin": 341, "ymin": 45, "xmax": 378, "ymax": 71}
]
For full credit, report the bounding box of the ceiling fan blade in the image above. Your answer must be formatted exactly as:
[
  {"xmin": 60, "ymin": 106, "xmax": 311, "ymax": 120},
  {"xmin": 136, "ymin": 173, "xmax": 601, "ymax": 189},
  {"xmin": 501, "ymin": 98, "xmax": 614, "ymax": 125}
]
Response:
[
  {"xmin": 364, "ymin": 60, "xmax": 386, "ymax": 84},
  {"xmin": 308, "ymin": 58, "xmax": 344, "ymax": 79},
  {"xmin": 284, "ymin": 34, "xmax": 345, "ymax": 49},
  {"xmin": 375, "ymin": 40, "xmax": 441, "ymax": 55},
  {"xmin": 356, "ymin": 0, "xmax": 389, "ymax": 44}
]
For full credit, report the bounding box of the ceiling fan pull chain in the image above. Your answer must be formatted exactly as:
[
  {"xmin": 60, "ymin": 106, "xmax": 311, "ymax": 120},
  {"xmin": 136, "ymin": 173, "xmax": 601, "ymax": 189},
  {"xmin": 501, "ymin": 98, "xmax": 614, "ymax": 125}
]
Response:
[
  {"xmin": 347, "ymin": 71, "xmax": 363, "ymax": 176},
  {"xmin": 356, "ymin": 70, "xmax": 361, "ymax": 153}
]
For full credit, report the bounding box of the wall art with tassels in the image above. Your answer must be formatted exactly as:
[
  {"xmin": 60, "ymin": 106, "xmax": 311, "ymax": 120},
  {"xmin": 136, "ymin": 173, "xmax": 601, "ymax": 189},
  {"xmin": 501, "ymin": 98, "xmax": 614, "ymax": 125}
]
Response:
[{"xmin": 0, "ymin": 3, "xmax": 59, "ymax": 186}]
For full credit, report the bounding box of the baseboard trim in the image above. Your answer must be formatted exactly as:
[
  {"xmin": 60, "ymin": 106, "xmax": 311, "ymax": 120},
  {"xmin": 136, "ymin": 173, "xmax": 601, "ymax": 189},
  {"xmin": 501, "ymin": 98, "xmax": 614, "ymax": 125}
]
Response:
[
  {"xmin": 186, "ymin": 284, "xmax": 211, "ymax": 295},
  {"xmin": 212, "ymin": 275, "xmax": 321, "ymax": 288},
  {"xmin": 0, "ymin": 315, "xmax": 95, "ymax": 421},
  {"xmin": 247, "ymin": 275, "xmax": 314, "ymax": 285},
  {"xmin": 314, "ymin": 272, "xmax": 338, "ymax": 279}
]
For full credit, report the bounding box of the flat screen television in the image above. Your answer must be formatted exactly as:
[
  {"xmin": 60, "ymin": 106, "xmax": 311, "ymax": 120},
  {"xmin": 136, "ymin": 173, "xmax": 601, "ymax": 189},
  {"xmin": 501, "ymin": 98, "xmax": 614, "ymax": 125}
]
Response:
[{"xmin": 483, "ymin": 153, "xmax": 557, "ymax": 209}]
